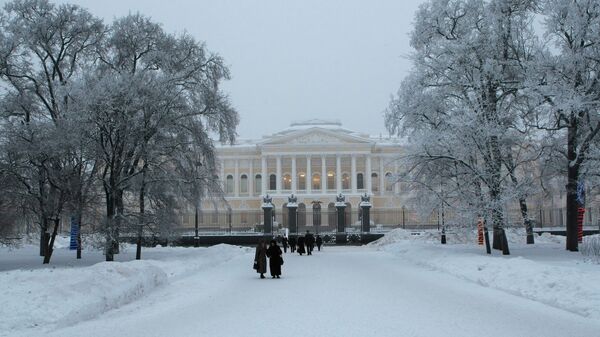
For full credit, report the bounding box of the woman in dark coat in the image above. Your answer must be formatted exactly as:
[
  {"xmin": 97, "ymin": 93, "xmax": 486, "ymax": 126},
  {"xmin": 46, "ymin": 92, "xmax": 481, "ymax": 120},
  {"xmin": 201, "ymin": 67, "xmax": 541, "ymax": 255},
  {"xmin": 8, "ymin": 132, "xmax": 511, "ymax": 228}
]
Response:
[
  {"xmin": 254, "ymin": 240, "xmax": 267, "ymax": 279},
  {"xmin": 296, "ymin": 235, "xmax": 306, "ymax": 255},
  {"xmin": 266, "ymin": 240, "xmax": 283, "ymax": 278}
]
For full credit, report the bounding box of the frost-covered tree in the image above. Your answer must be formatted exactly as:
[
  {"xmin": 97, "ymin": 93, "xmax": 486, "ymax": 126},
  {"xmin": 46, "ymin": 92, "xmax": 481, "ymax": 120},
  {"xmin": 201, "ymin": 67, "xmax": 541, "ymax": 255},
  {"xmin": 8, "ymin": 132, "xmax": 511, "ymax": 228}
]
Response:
[
  {"xmin": 0, "ymin": 0, "xmax": 104, "ymax": 263},
  {"xmin": 386, "ymin": 0, "xmax": 541, "ymax": 253},
  {"xmin": 527, "ymin": 0, "xmax": 600, "ymax": 251},
  {"xmin": 74, "ymin": 14, "xmax": 238, "ymax": 261}
]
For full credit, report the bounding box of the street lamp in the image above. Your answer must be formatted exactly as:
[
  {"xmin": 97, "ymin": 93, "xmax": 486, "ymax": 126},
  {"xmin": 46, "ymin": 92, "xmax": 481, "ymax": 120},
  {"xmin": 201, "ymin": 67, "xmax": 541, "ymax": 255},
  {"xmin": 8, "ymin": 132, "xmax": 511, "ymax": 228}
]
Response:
[{"xmin": 194, "ymin": 160, "xmax": 202, "ymax": 248}]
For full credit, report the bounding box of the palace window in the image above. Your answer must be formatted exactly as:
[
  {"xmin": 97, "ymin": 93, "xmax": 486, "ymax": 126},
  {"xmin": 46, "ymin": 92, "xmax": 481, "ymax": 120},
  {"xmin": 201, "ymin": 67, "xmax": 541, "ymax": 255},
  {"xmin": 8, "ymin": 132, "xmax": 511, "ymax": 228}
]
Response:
[
  {"xmin": 327, "ymin": 171, "xmax": 335, "ymax": 190},
  {"xmin": 298, "ymin": 172, "xmax": 306, "ymax": 190},
  {"xmin": 255, "ymin": 174, "xmax": 262, "ymax": 194},
  {"xmin": 312, "ymin": 173, "xmax": 321, "ymax": 190},
  {"xmin": 371, "ymin": 173, "xmax": 379, "ymax": 192},
  {"xmin": 225, "ymin": 175, "xmax": 234, "ymax": 194},
  {"xmin": 240, "ymin": 174, "xmax": 248, "ymax": 194},
  {"xmin": 342, "ymin": 173, "xmax": 350, "ymax": 190},
  {"xmin": 385, "ymin": 172, "xmax": 393, "ymax": 192},
  {"xmin": 269, "ymin": 174, "xmax": 276, "ymax": 190},
  {"xmin": 357, "ymin": 173, "xmax": 364, "ymax": 189},
  {"xmin": 283, "ymin": 174, "xmax": 292, "ymax": 190}
]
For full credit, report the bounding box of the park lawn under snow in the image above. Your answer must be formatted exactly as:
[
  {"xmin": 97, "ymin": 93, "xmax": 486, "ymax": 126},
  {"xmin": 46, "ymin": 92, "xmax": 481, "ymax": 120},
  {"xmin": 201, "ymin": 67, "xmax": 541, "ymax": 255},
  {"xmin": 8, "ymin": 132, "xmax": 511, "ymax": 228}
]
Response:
[
  {"xmin": 0, "ymin": 243, "xmax": 251, "ymax": 335},
  {"xmin": 370, "ymin": 229, "xmax": 600, "ymax": 320}
]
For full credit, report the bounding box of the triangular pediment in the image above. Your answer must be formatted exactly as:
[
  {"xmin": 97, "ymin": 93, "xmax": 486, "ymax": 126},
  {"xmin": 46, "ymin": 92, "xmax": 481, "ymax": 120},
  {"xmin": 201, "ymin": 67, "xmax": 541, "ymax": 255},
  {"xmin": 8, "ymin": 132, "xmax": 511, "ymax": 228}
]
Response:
[{"xmin": 259, "ymin": 127, "xmax": 373, "ymax": 146}]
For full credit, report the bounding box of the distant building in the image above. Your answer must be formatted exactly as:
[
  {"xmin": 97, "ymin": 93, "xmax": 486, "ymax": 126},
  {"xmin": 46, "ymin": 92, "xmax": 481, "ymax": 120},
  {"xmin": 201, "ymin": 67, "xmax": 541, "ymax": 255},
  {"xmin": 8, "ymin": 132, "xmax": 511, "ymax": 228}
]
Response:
[{"xmin": 195, "ymin": 119, "xmax": 405, "ymax": 232}]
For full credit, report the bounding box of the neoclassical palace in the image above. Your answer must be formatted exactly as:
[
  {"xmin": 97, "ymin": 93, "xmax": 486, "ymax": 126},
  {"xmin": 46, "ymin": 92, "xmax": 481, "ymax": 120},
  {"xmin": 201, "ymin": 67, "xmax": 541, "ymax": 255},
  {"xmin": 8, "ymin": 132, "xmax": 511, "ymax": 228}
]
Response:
[{"xmin": 193, "ymin": 120, "xmax": 404, "ymax": 231}]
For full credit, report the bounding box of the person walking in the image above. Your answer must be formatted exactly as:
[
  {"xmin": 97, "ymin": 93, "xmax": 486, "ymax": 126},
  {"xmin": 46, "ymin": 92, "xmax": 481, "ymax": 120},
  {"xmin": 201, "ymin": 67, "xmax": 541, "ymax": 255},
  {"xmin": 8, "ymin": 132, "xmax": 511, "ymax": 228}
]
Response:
[
  {"xmin": 316, "ymin": 235, "xmax": 323, "ymax": 251},
  {"xmin": 282, "ymin": 236, "xmax": 289, "ymax": 253},
  {"xmin": 289, "ymin": 236, "xmax": 297, "ymax": 253},
  {"xmin": 254, "ymin": 240, "xmax": 267, "ymax": 279},
  {"xmin": 266, "ymin": 240, "xmax": 283, "ymax": 278},
  {"xmin": 305, "ymin": 230, "xmax": 315, "ymax": 255},
  {"xmin": 297, "ymin": 235, "xmax": 306, "ymax": 255}
]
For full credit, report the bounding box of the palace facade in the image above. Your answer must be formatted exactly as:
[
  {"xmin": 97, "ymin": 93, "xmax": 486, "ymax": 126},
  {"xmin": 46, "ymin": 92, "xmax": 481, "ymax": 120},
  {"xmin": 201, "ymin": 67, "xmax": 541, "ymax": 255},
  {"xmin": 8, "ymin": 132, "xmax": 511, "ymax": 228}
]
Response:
[{"xmin": 198, "ymin": 120, "xmax": 405, "ymax": 232}]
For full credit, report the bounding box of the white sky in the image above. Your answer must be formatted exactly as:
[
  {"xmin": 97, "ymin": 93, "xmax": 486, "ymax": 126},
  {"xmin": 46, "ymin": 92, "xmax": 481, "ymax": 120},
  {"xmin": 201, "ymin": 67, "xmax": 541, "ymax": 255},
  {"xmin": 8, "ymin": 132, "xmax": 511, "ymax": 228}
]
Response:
[{"xmin": 3, "ymin": 0, "xmax": 425, "ymax": 139}]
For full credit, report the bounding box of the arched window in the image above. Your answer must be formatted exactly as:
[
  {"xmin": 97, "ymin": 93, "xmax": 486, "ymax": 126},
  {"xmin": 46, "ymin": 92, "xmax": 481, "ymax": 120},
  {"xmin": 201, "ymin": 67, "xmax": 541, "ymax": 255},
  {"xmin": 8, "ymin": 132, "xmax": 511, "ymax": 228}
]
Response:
[
  {"xmin": 312, "ymin": 173, "xmax": 321, "ymax": 190},
  {"xmin": 269, "ymin": 174, "xmax": 277, "ymax": 190},
  {"xmin": 357, "ymin": 173, "xmax": 364, "ymax": 190},
  {"xmin": 240, "ymin": 174, "xmax": 248, "ymax": 194},
  {"xmin": 283, "ymin": 174, "xmax": 292, "ymax": 190},
  {"xmin": 327, "ymin": 171, "xmax": 335, "ymax": 190},
  {"xmin": 385, "ymin": 172, "xmax": 393, "ymax": 192},
  {"xmin": 255, "ymin": 174, "xmax": 262, "ymax": 194},
  {"xmin": 342, "ymin": 173, "xmax": 350, "ymax": 190},
  {"xmin": 298, "ymin": 172, "xmax": 306, "ymax": 190},
  {"xmin": 371, "ymin": 173, "xmax": 379, "ymax": 192},
  {"xmin": 225, "ymin": 175, "xmax": 234, "ymax": 194}
]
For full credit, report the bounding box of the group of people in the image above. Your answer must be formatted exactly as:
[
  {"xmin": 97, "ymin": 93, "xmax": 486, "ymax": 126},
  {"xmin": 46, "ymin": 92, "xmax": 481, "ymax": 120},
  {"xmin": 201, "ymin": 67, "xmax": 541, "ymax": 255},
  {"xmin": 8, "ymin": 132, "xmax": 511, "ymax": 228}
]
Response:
[
  {"xmin": 253, "ymin": 231, "xmax": 324, "ymax": 279},
  {"xmin": 283, "ymin": 231, "xmax": 323, "ymax": 255}
]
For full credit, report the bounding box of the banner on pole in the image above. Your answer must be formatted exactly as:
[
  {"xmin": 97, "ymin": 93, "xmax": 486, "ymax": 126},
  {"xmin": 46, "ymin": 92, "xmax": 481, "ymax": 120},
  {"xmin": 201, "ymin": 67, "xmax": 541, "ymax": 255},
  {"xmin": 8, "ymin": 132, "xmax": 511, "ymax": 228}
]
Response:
[
  {"xmin": 69, "ymin": 216, "xmax": 79, "ymax": 250},
  {"xmin": 577, "ymin": 181, "xmax": 586, "ymax": 243}
]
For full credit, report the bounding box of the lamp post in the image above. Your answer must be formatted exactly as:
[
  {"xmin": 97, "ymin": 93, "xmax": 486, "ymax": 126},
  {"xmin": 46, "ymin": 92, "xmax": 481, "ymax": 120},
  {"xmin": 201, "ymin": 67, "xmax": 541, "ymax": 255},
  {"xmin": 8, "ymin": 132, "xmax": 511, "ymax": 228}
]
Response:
[{"xmin": 194, "ymin": 160, "xmax": 202, "ymax": 248}]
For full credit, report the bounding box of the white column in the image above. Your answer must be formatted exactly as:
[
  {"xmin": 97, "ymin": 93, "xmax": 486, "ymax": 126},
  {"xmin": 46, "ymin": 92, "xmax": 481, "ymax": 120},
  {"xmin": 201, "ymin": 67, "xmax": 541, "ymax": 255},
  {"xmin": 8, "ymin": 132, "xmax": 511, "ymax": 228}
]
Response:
[
  {"xmin": 234, "ymin": 159, "xmax": 239, "ymax": 197},
  {"xmin": 336, "ymin": 155, "xmax": 342, "ymax": 194},
  {"xmin": 366, "ymin": 156, "xmax": 372, "ymax": 194},
  {"xmin": 276, "ymin": 156, "xmax": 282, "ymax": 194},
  {"xmin": 306, "ymin": 156, "xmax": 312, "ymax": 194},
  {"xmin": 291, "ymin": 156, "xmax": 297, "ymax": 194},
  {"xmin": 351, "ymin": 155, "xmax": 357, "ymax": 193},
  {"xmin": 379, "ymin": 156, "xmax": 385, "ymax": 196},
  {"xmin": 248, "ymin": 159, "xmax": 254, "ymax": 196},
  {"xmin": 261, "ymin": 156, "xmax": 267, "ymax": 194},
  {"xmin": 321, "ymin": 155, "xmax": 327, "ymax": 194}
]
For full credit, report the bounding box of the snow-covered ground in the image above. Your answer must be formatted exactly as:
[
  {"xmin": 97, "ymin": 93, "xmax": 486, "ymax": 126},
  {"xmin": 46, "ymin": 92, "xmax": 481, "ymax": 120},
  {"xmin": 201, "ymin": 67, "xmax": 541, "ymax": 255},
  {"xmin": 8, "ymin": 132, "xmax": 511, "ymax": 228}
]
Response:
[{"xmin": 1, "ymin": 231, "xmax": 599, "ymax": 337}]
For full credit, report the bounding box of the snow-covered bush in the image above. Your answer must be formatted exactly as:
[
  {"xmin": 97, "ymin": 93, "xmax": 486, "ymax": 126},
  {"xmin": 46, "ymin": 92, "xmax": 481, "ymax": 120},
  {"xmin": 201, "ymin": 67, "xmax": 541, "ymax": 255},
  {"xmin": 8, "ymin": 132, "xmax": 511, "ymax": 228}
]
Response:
[{"xmin": 581, "ymin": 235, "xmax": 600, "ymax": 263}]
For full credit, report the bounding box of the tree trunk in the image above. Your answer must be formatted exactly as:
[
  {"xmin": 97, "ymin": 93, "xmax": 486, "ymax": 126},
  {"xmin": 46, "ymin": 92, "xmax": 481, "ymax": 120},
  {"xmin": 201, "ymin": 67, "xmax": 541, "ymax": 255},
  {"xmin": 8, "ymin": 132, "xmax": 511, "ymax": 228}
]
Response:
[
  {"xmin": 39, "ymin": 217, "xmax": 49, "ymax": 257},
  {"xmin": 566, "ymin": 119, "xmax": 579, "ymax": 252},
  {"xmin": 136, "ymin": 171, "xmax": 146, "ymax": 260},
  {"xmin": 566, "ymin": 164, "xmax": 579, "ymax": 251},
  {"xmin": 518, "ymin": 199, "xmax": 534, "ymax": 244},
  {"xmin": 42, "ymin": 218, "xmax": 59, "ymax": 264},
  {"xmin": 105, "ymin": 190, "xmax": 117, "ymax": 262},
  {"xmin": 76, "ymin": 209, "xmax": 82, "ymax": 259}
]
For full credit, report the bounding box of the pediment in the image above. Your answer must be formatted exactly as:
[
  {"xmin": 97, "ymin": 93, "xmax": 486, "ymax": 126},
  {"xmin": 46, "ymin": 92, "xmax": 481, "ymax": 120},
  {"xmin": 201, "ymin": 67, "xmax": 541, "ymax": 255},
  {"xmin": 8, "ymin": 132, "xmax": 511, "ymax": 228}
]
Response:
[{"xmin": 259, "ymin": 127, "xmax": 373, "ymax": 146}]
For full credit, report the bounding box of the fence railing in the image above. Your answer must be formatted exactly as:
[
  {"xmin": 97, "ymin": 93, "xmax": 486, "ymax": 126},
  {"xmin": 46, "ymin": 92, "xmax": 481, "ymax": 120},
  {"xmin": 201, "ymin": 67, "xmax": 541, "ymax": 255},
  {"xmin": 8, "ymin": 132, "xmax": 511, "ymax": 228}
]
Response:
[{"xmin": 55, "ymin": 207, "xmax": 600, "ymax": 236}]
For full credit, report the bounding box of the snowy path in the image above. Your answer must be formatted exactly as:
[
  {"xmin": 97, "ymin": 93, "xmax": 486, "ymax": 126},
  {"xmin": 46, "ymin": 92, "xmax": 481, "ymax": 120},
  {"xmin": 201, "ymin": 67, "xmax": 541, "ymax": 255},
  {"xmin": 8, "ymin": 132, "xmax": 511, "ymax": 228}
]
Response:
[{"xmin": 35, "ymin": 246, "xmax": 599, "ymax": 337}]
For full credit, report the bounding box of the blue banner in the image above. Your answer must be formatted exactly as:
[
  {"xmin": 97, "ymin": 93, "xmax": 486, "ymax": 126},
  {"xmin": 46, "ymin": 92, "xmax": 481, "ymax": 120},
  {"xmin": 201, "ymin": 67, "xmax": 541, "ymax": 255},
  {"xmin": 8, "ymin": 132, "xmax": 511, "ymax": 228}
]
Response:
[
  {"xmin": 69, "ymin": 216, "xmax": 79, "ymax": 250},
  {"xmin": 576, "ymin": 180, "xmax": 586, "ymax": 207}
]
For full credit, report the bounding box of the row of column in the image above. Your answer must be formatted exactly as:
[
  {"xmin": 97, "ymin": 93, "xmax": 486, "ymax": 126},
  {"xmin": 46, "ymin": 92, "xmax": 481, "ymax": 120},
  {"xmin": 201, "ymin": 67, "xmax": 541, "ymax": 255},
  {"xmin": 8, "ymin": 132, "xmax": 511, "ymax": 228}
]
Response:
[{"xmin": 224, "ymin": 155, "xmax": 399, "ymax": 196}]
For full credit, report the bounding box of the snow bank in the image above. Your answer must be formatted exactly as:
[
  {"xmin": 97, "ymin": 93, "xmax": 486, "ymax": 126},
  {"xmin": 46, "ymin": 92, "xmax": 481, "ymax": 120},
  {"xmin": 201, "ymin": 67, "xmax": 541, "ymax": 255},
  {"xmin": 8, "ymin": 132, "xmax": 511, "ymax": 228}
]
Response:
[
  {"xmin": 0, "ymin": 244, "xmax": 251, "ymax": 335},
  {"xmin": 370, "ymin": 227, "xmax": 565, "ymax": 246},
  {"xmin": 581, "ymin": 234, "xmax": 600, "ymax": 263},
  {"xmin": 371, "ymin": 229, "xmax": 600, "ymax": 320}
]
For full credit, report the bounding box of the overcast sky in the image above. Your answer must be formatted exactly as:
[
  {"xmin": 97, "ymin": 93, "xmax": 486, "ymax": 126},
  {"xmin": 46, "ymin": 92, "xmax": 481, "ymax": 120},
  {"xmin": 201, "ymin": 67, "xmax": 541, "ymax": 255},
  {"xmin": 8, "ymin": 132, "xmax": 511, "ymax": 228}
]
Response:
[{"xmin": 5, "ymin": 0, "xmax": 426, "ymax": 139}]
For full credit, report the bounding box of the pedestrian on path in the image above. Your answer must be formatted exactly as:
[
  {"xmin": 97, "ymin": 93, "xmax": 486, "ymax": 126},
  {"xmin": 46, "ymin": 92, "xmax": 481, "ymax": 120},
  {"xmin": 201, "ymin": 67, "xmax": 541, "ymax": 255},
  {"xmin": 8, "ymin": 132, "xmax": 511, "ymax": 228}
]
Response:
[
  {"xmin": 254, "ymin": 239, "xmax": 267, "ymax": 279},
  {"xmin": 305, "ymin": 230, "xmax": 315, "ymax": 255},
  {"xmin": 289, "ymin": 236, "xmax": 297, "ymax": 253},
  {"xmin": 316, "ymin": 235, "xmax": 323, "ymax": 251},
  {"xmin": 282, "ymin": 236, "xmax": 289, "ymax": 253},
  {"xmin": 297, "ymin": 235, "xmax": 306, "ymax": 255},
  {"xmin": 266, "ymin": 240, "xmax": 283, "ymax": 278}
]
